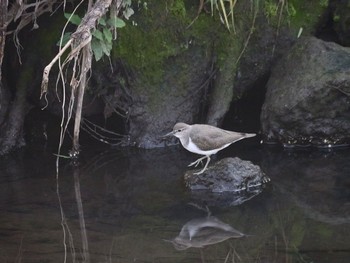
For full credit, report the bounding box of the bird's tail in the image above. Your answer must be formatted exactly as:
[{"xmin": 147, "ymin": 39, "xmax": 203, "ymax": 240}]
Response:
[{"xmin": 244, "ymin": 133, "xmax": 256, "ymax": 138}]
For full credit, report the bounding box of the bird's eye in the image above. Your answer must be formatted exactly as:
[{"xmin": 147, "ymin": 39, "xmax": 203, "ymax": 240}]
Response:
[{"xmin": 177, "ymin": 129, "xmax": 182, "ymax": 132}]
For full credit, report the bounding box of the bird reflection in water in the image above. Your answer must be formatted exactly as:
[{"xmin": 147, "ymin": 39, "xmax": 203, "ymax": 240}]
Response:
[{"xmin": 168, "ymin": 215, "xmax": 246, "ymax": 250}]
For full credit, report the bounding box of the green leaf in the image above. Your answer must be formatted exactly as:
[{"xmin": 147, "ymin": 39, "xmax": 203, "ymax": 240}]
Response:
[
  {"xmin": 103, "ymin": 28, "xmax": 113, "ymax": 43},
  {"xmin": 108, "ymin": 17, "xmax": 126, "ymax": 28},
  {"xmin": 64, "ymin": 13, "xmax": 81, "ymax": 26},
  {"xmin": 106, "ymin": 40, "xmax": 113, "ymax": 55},
  {"xmin": 91, "ymin": 39, "xmax": 104, "ymax": 61},
  {"xmin": 122, "ymin": 0, "xmax": 132, "ymax": 7},
  {"xmin": 92, "ymin": 29, "xmax": 104, "ymax": 41},
  {"xmin": 57, "ymin": 32, "xmax": 72, "ymax": 46},
  {"xmin": 98, "ymin": 17, "xmax": 107, "ymax": 26},
  {"xmin": 123, "ymin": 7, "xmax": 134, "ymax": 20},
  {"xmin": 100, "ymin": 41, "xmax": 111, "ymax": 57}
]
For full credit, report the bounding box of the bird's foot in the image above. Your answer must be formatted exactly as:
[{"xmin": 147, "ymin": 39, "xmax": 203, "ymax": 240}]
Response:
[
  {"xmin": 191, "ymin": 156, "xmax": 211, "ymax": 175},
  {"xmin": 188, "ymin": 159, "xmax": 202, "ymax": 167},
  {"xmin": 193, "ymin": 167, "xmax": 207, "ymax": 175},
  {"xmin": 188, "ymin": 156, "xmax": 207, "ymax": 167}
]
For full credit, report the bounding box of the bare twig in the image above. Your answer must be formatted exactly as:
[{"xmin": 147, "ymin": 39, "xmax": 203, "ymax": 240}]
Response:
[
  {"xmin": 272, "ymin": 0, "xmax": 285, "ymax": 55},
  {"xmin": 40, "ymin": 38, "xmax": 73, "ymax": 98},
  {"xmin": 327, "ymin": 83, "xmax": 350, "ymax": 96},
  {"xmin": 235, "ymin": 0, "xmax": 258, "ymax": 66}
]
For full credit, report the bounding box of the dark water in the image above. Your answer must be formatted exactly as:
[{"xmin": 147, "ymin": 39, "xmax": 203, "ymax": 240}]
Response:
[{"xmin": 0, "ymin": 140, "xmax": 350, "ymax": 263}]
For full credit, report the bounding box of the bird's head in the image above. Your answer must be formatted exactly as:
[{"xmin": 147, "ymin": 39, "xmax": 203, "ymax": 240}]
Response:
[{"xmin": 163, "ymin": 122, "xmax": 190, "ymax": 139}]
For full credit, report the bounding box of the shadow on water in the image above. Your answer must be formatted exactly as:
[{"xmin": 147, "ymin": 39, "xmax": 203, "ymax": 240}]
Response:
[{"xmin": 0, "ymin": 141, "xmax": 350, "ymax": 262}]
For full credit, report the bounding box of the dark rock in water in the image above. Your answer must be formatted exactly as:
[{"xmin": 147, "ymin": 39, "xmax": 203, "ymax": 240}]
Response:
[
  {"xmin": 261, "ymin": 37, "xmax": 350, "ymax": 147},
  {"xmin": 184, "ymin": 157, "xmax": 269, "ymax": 193}
]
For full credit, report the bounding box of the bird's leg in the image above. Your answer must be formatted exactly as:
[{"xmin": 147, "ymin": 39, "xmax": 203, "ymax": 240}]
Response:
[
  {"xmin": 188, "ymin": 155, "xmax": 207, "ymax": 167},
  {"xmin": 194, "ymin": 156, "xmax": 211, "ymax": 175}
]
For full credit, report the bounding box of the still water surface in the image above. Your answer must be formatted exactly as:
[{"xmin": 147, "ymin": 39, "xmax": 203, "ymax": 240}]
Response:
[{"xmin": 0, "ymin": 140, "xmax": 349, "ymax": 263}]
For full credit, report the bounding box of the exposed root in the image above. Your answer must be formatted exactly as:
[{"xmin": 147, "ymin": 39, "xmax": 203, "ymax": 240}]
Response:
[
  {"xmin": 81, "ymin": 117, "xmax": 127, "ymax": 145},
  {"xmin": 40, "ymin": 0, "xmax": 123, "ymax": 157}
]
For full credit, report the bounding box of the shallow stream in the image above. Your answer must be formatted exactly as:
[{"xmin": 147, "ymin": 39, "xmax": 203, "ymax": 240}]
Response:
[{"xmin": 0, "ymin": 139, "xmax": 349, "ymax": 262}]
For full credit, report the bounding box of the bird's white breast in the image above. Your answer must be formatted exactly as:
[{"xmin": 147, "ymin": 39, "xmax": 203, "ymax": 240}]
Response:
[{"xmin": 184, "ymin": 137, "xmax": 230, "ymax": 155}]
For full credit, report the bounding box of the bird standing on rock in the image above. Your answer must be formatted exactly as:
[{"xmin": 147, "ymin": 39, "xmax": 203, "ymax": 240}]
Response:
[{"xmin": 164, "ymin": 123, "xmax": 256, "ymax": 174}]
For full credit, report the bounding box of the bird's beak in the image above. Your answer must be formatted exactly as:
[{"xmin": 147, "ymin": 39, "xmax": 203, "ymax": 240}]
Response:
[{"xmin": 162, "ymin": 130, "xmax": 175, "ymax": 138}]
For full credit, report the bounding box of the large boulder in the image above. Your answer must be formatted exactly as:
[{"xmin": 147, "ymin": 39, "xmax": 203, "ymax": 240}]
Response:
[{"xmin": 261, "ymin": 37, "xmax": 350, "ymax": 147}]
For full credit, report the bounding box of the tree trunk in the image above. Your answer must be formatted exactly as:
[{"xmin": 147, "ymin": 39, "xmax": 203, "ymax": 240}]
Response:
[
  {"xmin": 0, "ymin": 56, "xmax": 31, "ymax": 155},
  {"xmin": 0, "ymin": 0, "xmax": 8, "ymax": 122},
  {"xmin": 0, "ymin": 0, "xmax": 6, "ymax": 82},
  {"xmin": 0, "ymin": 84, "xmax": 27, "ymax": 155},
  {"xmin": 0, "ymin": 1, "xmax": 46, "ymax": 155},
  {"xmin": 0, "ymin": 0, "xmax": 25, "ymax": 155},
  {"xmin": 0, "ymin": 0, "xmax": 32, "ymax": 155}
]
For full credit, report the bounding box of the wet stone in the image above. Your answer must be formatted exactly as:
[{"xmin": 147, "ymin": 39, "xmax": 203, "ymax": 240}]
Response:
[
  {"xmin": 261, "ymin": 37, "xmax": 350, "ymax": 146},
  {"xmin": 184, "ymin": 157, "xmax": 269, "ymax": 192}
]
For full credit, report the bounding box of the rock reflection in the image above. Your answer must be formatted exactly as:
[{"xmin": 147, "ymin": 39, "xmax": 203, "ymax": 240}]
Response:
[
  {"xmin": 169, "ymin": 216, "xmax": 245, "ymax": 250},
  {"xmin": 189, "ymin": 187, "xmax": 264, "ymax": 207},
  {"xmin": 261, "ymin": 148, "xmax": 350, "ymax": 225}
]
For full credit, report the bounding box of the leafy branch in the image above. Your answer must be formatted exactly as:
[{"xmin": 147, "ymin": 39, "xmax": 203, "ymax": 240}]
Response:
[
  {"xmin": 62, "ymin": 12, "xmax": 126, "ymax": 61},
  {"xmin": 40, "ymin": 0, "xmax": 129, "ymax": 158}
]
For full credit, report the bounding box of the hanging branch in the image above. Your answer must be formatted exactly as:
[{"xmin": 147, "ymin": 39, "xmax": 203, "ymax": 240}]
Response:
[
  {"xmin": 7, "ymin": 0, "xmax": 60, "ymax": 63},
  {"xmin": 40, "ymin": 0, "xmax": 123, "ymax": 157},
  {"xmin": 41, "ymin": 0, "xmax": 115, "ymax": 97}
]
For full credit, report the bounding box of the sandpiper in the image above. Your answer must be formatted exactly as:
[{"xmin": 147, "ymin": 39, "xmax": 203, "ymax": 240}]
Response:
[{"xmin": 164, "ymin": 123, "xmax": 256, "ymax": 174}]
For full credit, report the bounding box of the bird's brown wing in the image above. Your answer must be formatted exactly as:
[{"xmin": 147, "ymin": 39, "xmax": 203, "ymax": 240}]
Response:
[{"xmin": 190, "ymin": 125, "xmax": 245, "ymax": 151}]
